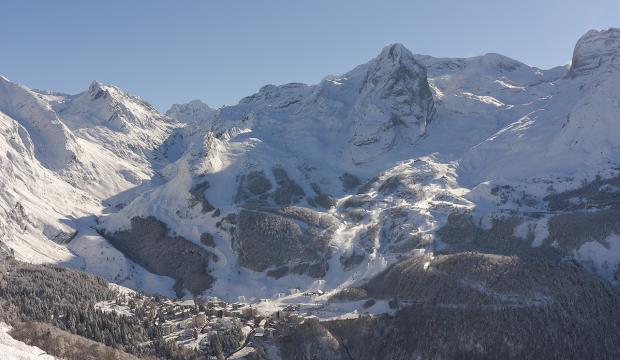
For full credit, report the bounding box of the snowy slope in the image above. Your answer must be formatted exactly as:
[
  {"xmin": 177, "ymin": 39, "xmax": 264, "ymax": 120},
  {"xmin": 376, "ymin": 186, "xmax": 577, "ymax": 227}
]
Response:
[
  {"xmin": 0, "ymin": 108, "xmax": 97, "ymax": 262},
  {"xmin": 0, "ymin": 76, "xmax": 177, "ymax": 294},
  {"xmin": 0, "ymin": 76, "xmax": 79, "ymax": 170},
  {"xmin": 460, "ymin": 28, "xmax": 620, "ymax": 183}
]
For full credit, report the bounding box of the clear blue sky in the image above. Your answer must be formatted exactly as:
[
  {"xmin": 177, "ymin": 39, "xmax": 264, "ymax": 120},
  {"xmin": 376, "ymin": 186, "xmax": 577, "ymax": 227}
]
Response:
[{"xmin": 1, "ymin": 0, "xmax": 618, "ymax": 111}]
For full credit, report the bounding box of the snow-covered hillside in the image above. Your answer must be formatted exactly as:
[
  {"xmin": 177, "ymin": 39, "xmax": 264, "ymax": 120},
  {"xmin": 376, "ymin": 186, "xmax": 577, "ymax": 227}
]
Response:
[
  {"xmin": 0, "ymin": 76, "xmax": 177, "ymax": 293},
  {"xmin": 2, "ymin": 28, "xmax": 620, "ymax": 309}
]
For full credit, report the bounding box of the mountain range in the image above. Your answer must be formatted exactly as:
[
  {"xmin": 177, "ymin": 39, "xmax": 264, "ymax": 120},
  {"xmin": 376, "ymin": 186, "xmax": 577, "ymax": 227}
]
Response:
[{"xmin": 1, "ymin": 27, "xmax": 620, "ymax": 359}]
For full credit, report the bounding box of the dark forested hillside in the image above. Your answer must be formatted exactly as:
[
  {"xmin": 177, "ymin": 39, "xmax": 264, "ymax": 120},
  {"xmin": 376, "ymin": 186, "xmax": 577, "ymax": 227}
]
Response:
[{"xmin": 0, "ymin": 259, "xmax": 201, "ymax": 359}]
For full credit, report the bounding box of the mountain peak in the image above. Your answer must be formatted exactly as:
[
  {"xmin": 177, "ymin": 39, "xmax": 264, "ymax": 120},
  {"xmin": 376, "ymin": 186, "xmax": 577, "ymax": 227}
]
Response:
[
  {"xmin": 376, "ymin": 43, "xmax": 412, "ymax": 63},
  {"xmin": 89, "ymin": 79, "xmax": 103, "ymax": 88},
  {"xmin": 369, "ymin": 43, "xmax": 422, "ymax": 75},
  {"xmin": 186, "ymin": 99, "xmax": 211, "ymax": 107},
  {"xmin": 360, "ymin": 42, "xmax": 429, "ymax": 93},
  {"xmin": 86, "ymin": 80, "xmax": 134, "ymax": 102},
  {"xmin": 87, "ymin": 80, "xmax": 115, "ymax": 100},
  {"xmin": 166, "ymin": 99, "xmax": 216, "ymax": 124},
  {"xmin": 568, "ymin": 27, "xmax": 620, "ymax": 77},
  {"xmin": 346, "ymin": 42, "xmax": 436, "ymax": 163}
]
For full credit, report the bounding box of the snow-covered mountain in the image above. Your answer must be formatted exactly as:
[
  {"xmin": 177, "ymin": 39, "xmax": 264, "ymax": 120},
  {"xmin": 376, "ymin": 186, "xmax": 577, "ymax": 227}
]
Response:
[
  {"xmin": 2, "ymin": 29, "xmax": 620, "ymax": 313},
  {"xmin": 0, "ymin": 76, "xmax": 178, "ymax": 292},
  {"xmin": 461, "ymin": 28, "xmax": 620, "ymax": 184}
]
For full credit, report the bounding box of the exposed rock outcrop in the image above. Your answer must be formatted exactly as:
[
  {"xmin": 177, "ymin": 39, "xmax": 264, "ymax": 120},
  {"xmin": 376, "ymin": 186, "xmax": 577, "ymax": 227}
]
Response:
[
  {"xmin": 349, "ymin": 43, "xmax": 437, "ymax": 164},
  {"xmin": 568, "ymin": 27, "xmax": 620, "ymax": 77},
  {"xmin": 189, "ymin": 180, "xmax": 215, "ymax": 213}
]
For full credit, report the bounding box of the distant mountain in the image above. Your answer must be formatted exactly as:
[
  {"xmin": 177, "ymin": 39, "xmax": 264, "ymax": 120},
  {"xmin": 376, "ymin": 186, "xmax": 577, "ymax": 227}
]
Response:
[{"xmin": 166, "ymin": 99, "xmax": 216, "ymax": 125}]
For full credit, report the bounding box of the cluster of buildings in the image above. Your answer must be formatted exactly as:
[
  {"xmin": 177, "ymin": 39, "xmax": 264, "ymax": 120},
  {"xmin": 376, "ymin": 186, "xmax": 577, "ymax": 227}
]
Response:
[{"xmin": 102, "ymin": 290, "xmax": 325, "ymax": 356}]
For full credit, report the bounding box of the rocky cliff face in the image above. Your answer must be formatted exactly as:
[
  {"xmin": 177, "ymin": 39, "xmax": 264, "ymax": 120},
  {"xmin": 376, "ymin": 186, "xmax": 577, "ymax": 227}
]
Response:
[
  {"xmin": 347, "ymin": 43, "xmax": 436, "ymax": 163},
  {"xmin": 569, "ymin": 27, "xmax": 620, "ymax": 77},
  {"xmin": 201, "ymin": 43, "xmax": 438, "ymax": 166}
]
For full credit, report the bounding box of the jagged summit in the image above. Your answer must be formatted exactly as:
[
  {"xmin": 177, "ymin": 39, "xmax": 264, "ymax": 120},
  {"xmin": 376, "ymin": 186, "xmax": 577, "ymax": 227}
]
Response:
[
  {"xmin": 170, "ymin": 42, "xmax": 436, "ymax": 165},
  {"xmin": 88, "ymin": 79, "xmax": 103, "ymax": 90},
  {"xmin": 363, "ymin": 43, "xmax": 426, "ymax": 85},
  {"xmin": 57, "ymin": 79, "xmax": 168, "ymax": 134},
  {"xmin": 569, "ymin": 27, "xmax": 620, "ymax": 77},
  {"xmin": 85, "ymin": 80, "xmax": 144, "ymax": 105},
  {"xmin": 87, "ymin": 79, "xmax": 116, "ymax": 94},
  {"xmin": 362, "ymin": 43, "xmax": 428, "ymax": 84},
  {"xmin": 87, "ymin": 80, "xmax": 114, "ymax": 100},
  {"xmin": 350, "ymin": 42, "xmax": 436, "ymax": 162},
  {"xmin": 375, "ymin": 43, "xmax": 413, "ymax": 63}
]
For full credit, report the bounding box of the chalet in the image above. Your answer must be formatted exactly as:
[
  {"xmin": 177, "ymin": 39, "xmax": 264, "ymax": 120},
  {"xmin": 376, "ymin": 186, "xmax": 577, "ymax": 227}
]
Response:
[
  {"xmin": 242, "ymin": 306, "xmax": 258, "ymax": 319},
  {"xmin": 176, "ymin": 299, "xmax": 196, "ymax": 308},
  {"xmin": 270, "ymin": 310, "xmax": 287, "ymax": 320},
  {"xmin": 288, "ymin": 314, "xmax": 304, "ymax": 324},
  {"xmin": 303, "ymin": 315, "xmax": 320, "ymax": 325},
  {"xmin": 193, "ymin": 313, "xmax": 207, "ymax": 327},
  {"xmin": 208, "ymin": 305, "xmax": 229, "ymax": 318},
  {"xmin": 160, "ymin": 321, "xmax": 176, "ymax": 335},
  {"xmin": 303, "ymin": 290, "xmax": 324, "ymax": 297}
]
